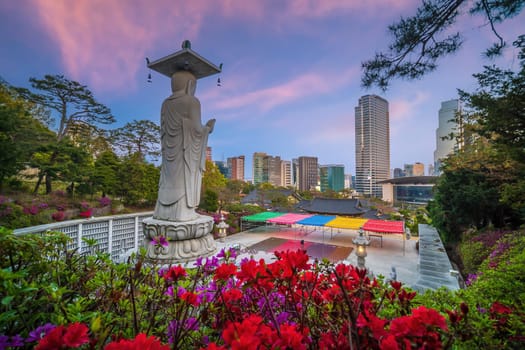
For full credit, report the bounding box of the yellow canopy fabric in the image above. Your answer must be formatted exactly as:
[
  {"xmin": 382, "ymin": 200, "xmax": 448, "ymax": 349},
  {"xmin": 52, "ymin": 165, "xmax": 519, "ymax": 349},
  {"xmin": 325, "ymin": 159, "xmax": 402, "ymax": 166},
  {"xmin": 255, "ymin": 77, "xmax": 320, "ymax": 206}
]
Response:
[{"xmin": 324, "ymin": 217, "xmax": 368, "ymax": 230}]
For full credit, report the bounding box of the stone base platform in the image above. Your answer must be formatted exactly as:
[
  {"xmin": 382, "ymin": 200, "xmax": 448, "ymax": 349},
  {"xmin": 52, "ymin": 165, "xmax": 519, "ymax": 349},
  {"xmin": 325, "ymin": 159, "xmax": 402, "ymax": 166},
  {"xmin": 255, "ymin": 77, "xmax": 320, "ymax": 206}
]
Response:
[{"xmin": 143, "ymin": 215, "xmax": 217, "ymax": 263}]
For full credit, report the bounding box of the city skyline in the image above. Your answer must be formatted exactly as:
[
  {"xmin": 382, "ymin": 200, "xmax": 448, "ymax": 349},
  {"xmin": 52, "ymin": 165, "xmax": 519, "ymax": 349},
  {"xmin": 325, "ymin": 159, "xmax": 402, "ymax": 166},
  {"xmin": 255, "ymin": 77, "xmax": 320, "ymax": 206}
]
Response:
[{"xmin": 1, "ymin": 1, "xmax": 523, "ymax": 175}]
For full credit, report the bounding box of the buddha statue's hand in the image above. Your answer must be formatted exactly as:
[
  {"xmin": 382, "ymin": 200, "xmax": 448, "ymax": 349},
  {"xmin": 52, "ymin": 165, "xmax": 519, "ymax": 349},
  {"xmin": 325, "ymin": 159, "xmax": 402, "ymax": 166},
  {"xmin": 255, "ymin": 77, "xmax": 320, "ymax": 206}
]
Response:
[{"xmin": 206, "ymin": 119, "xmax": 216, "ymax": 133}]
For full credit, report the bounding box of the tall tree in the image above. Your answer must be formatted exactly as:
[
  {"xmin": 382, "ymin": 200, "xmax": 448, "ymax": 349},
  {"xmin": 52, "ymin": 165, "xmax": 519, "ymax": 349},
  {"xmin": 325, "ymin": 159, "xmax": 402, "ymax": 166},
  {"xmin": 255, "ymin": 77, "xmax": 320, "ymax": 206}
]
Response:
[
  {"xmin": 0, "ymin": 80, "xmax": 54, "ymax": 189},
  {"xmin": 16, "ymin": 75, "xmax": 115, "ymax": 193},
  {"xmin": 362, "ymin": 0, "xmax": 525, "ymax": 90},
  {"xmin": 429, "ymin": 38, "xmax": 525, "ymax": 240},
  {"xmin": 200, "ymin": 160, "xmax": 227, "ymax": 212},
  {"xmin": 458, "ymin": 36, "xmax": 525, "ymax": 220},
  {"xmin": 92, "ymin": 151, "xmax": 121, "ymax": 197},
  {"xmin": 110, "ymin": 119, "xmax": 160, "ymax": 161},
  {"xmin": 115, "ymin": 153, "xmax": 159, "ymax": 206}
]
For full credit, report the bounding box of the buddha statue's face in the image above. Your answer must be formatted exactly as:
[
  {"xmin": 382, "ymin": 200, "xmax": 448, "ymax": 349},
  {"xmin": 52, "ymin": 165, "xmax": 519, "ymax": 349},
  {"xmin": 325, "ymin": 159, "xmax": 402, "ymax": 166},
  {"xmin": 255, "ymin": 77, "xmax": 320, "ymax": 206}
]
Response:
[{"xmin": 171, "ymin": 71, "xmax": 197, "ymax": 95}]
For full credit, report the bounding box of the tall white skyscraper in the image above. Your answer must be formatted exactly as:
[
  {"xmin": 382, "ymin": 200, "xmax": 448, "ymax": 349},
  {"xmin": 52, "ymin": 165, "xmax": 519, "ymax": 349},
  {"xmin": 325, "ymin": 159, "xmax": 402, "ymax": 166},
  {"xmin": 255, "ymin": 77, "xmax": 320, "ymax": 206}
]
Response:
[
  {"xmin": 355, "ymin": 95, "xmax": 390, "ymax": 197},
  {"xmin": 433, "ymin": 99, "xmax": 461, "ymax": 174},
  {"xmin": 280, "ymin": 160, "xmax": 292, "ymax": 187}
]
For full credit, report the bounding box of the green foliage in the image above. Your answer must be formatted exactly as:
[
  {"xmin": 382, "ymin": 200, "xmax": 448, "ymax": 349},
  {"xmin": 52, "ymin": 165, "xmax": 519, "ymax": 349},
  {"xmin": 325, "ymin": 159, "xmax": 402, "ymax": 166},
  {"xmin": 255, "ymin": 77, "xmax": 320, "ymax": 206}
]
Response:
[
  {"xmin": 458, "ymin": 240, "xmax": 487, "ymax": 275},
  {"xmin": 115, "ymin": 153, "xmax": 159, "ymax": 207},
  {"xmin": 109, "ymin": 119, "xmax": 160, "ymax": 161},
  {"xmin": 202, "ymin": 160, "xmax": 227, "ymax": 195},
  {"xmin": 224, "ymin": 203, "xmax": 264, "ymax": 215},
  {"xmin": 468, "ymin": 233, "xmax": 525, "ymax": 307},
  {"xmin": 14, "ymin": 74, "xmax": 115, "ymax": 194},
  {"xmin": 200, "ymin": 189, "xmax": 219, "ymax": 213},
  {"xmin": 430, "ymin": 38, "xmax": 525, "ymax": 242},
  {"xmin": 92, "ymin": 151, "xmax": 121, "ymax": 197},
  {"xmin": 417, "ymin": 231, "xmax": 525, "ymax": 349},
  {"xmin": 0, "ymin": 81, "xmax": 55, "ymax": 189}
]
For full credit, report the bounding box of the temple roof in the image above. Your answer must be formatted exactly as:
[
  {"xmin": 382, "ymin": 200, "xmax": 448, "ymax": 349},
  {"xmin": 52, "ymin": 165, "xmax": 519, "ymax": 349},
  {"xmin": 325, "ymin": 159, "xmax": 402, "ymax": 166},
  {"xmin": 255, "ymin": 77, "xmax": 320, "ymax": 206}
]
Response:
[{"xmin": 296, "ymin": 198, "xmax": 365, "ymax": 216}]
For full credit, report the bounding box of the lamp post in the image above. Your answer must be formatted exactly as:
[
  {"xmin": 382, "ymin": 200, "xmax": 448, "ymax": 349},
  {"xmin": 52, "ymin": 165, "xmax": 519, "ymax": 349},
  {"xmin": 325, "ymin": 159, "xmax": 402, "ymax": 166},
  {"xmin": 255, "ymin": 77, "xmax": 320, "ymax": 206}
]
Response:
[
  {"xmin": 217, "ymin": 214, "xmax": 229, "ymax": 242},
  {"xmin": 353, "ymin": 228, "xmax": 370, "ymax": 269}
]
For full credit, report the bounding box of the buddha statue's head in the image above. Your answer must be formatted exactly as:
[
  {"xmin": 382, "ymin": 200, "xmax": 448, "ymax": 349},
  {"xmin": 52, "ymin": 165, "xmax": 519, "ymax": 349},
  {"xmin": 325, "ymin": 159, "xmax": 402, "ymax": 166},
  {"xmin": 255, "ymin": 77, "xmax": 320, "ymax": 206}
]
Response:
[{"xmin": 171, "ymin": 70, "xmax": 197, "ymax": 96}]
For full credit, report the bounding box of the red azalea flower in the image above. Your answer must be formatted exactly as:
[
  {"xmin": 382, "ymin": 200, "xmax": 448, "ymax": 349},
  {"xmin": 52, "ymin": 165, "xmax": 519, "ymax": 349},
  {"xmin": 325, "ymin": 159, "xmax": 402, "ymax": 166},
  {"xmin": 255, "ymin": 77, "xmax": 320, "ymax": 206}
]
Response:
[
  {"xmin": 357, "ymin": 310, "xmax": 388, "ymax": 340},
  {"xmin": 380, "ymin": 334, "xmax": 400, "ymax": 350},
  {"xmin": 180, "ymin": 291, "xmax": 200, "ymax": 306},
  {"xmin": 36, "ymin": 326, "xmax": 66, "ymax": 350},
  {"xmin": 274, "ymin": 324, "xmax": 309, "ymax": 349},
  {"xmin": 222, "ymin": 315, "xmax": 270, "ymax": 347},
  {"xmin": 490, "ymin": 301, "xmax": 512, "ymax": 315},
  {"xmin": 412, "ymin": 306, "xmax": 448, "ymax": 330},
  {"xmin": 36, "ymin": 323, "xmax": 90, "ymax": 349},
  {"xmin": 236, "ymin": 259, "xmax": 274, "ymax": 290},
  {"xmin": 222, "ymin": 288, "xmax": 243, "ymax": 304},
  {"xmin": 105, "ymin": 333, "xmax": 170, "ymax": 350},
  {"xmin": 213, "ymin": 263, "xmax": 237, "ymax": 281},
  {"xmin": 63, "ymin": 322, "xmax": 90, "ymax": 347},
  {"xmin": 274, "ymin": 249, "xmax": 310, "ymax": 272},
  {"xmin": 390, "ymin": 280, "xmax": 402, "ymax": 291},
  {"xmin": 163, "ymin": 265, "xmax": 187, "ymax": 281}
]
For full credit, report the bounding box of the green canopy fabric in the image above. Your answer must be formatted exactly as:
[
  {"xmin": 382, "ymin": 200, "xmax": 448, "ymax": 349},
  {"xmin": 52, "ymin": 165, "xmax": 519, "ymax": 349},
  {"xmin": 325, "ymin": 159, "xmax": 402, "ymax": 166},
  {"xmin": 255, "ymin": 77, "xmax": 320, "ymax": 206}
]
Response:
[{"xmin": 241, "ymin": 212, "xmax": 284, "ymax": 222}]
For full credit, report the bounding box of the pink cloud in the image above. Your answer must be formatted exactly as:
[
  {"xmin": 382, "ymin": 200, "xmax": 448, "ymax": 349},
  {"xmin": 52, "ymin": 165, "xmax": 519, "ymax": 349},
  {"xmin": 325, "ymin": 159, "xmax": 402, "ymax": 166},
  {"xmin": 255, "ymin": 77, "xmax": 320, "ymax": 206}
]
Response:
[
  {"xmin": 285, "ymin": 0, "xmax": 416, "ymax": 18},
  {"xmin": 389, "ymin": 91, "xmax": 429, "ymax": 122},
  {"xmin": 213, "ymin": 67, "xmax": 358, "ymax": 112},
  {"xmin": 33, "ymin": 0, "xmax": 207, "ymax": 93}
]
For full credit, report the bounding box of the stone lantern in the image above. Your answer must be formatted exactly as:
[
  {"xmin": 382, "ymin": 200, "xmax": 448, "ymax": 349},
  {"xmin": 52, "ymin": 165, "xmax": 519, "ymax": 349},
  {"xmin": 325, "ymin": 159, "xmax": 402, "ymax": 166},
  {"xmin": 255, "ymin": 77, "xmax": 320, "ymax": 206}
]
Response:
[
  {"xmin": 217, "ymin": 214, "xmax": 229, "ymax": 242},
  {"xmin": 353, "ymin": 227, "xmax": 370, "ymax": 269}
]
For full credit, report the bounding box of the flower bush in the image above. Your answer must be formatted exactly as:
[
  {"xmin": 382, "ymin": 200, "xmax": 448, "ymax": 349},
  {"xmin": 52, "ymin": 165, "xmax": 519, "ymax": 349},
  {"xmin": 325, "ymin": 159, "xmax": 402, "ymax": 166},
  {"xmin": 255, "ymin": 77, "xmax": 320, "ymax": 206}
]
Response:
[
  {"xmin": 0, "ymin": 227, "xmax": 523, "ymax": 349},
  {"xmin": 99, "ymin": 197, "xmax": 111, "ymax": 208}
]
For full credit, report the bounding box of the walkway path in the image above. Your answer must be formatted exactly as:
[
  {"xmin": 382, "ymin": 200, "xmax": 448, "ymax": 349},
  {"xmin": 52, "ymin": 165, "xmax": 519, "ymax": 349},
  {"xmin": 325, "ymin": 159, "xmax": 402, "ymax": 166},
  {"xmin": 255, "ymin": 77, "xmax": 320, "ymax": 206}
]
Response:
[{"xmin": 215, "ymin": 223, "xmax": 460, "ymax": 292}]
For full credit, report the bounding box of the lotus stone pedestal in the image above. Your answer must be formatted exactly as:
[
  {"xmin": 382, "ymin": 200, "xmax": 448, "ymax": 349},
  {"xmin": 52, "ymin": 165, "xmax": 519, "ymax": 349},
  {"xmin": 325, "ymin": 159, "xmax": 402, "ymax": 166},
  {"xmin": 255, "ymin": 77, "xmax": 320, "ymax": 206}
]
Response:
[{"xmin": 143, "ymin": 215, "xmax": 217, "ymax": 263}]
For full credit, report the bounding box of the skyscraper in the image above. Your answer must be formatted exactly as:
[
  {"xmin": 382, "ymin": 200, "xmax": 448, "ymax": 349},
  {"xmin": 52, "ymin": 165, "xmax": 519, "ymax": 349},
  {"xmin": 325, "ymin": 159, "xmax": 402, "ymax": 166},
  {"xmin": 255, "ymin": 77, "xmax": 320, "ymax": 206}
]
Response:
[
  {"xmin": 252, "ymin": 152, "xmax": 281, "ymax": 186},
  {"xmin": 297, "ymin": 156, "xmax": 318, "ymax": 191},
  {"xmin": 267, "ymin": 155, "xmax": 282, "ymax": 186},
  {"xmin": 227, "ymin": 155, "xmax": 245, "ymax": 181},
  {"xmin": 252, "ymin": 152, "xmax": 267, "ymax": 185},
  {"xmin": 319, "ymin": 164, "xmax": 345, "ymax": 192},
  {"xmin": 281, "ymin": 160, "xmax": 292, "ymax": 187},
  {"xmin": 434, "ymin": 99, "xmax": 462, "ymax": 174},
  {"xmin": 355, "ymin": 95, "xmax": 390, "ymax": 197}
]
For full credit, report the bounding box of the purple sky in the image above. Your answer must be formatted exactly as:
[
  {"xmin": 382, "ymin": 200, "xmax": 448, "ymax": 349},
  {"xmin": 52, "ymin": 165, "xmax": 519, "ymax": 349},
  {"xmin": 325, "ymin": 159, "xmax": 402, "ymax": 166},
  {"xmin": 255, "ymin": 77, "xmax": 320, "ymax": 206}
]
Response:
[{"xmin": 1, "ymin": 0, "xmax": 523, "ymax": 179}]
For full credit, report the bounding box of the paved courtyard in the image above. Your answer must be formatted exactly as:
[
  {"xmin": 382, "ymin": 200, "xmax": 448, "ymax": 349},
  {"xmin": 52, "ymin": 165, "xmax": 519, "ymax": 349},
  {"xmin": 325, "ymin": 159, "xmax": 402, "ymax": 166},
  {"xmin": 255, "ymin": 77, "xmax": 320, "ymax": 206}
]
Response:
[{"xmin": 215, "ymin": 223, "xmax": 460, "ymax": 292}]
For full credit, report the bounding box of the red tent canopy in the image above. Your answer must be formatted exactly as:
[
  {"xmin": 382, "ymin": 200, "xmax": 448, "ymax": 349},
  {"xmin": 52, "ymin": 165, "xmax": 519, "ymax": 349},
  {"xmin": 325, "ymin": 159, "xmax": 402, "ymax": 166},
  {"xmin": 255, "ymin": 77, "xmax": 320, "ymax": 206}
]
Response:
[{"xmin": 362, "ymin": 220, "xmax": 404, "ymax": 234}]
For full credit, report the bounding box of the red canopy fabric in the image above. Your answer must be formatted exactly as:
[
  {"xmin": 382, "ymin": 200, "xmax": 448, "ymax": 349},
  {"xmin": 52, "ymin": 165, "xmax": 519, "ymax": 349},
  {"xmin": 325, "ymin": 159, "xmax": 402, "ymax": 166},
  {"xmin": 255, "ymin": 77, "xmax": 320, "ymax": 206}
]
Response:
[
  {"xmin": 362, "ymin": 220, "xmax": 404, "ymax": 234},
  {"xmin": 266, "ymin": 213, "xmax": 313, "ymax": 225}
]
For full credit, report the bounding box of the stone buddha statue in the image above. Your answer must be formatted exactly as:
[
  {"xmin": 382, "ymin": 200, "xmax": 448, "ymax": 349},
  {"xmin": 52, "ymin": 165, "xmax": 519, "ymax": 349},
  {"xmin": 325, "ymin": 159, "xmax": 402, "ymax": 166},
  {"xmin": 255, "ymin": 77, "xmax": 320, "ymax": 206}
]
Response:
[{"xmin": 153, "ymin": 70, "xmax": 215, "ymax": 222}]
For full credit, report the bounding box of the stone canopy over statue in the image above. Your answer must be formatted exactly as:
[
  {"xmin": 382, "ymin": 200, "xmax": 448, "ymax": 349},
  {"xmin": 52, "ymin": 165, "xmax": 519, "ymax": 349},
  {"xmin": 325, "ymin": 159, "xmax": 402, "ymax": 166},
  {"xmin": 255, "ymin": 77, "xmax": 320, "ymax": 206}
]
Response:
[{"xmin": 142, "ymin": 40, "xmax": 221, "ymax": 263}]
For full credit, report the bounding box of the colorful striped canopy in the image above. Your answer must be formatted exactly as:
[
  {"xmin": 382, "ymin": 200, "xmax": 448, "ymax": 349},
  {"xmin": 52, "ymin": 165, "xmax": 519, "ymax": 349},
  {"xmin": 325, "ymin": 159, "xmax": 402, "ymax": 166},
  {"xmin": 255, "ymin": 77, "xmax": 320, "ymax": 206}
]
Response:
[
  {"xmin": 325, "ymin": 217, "xmax": 368, "ymax": 230},
  {"xmin": 296, "ymin": 215, "xmax": 337, "ymax": 226},
  {"xmin": 242, "ymin": 212, "xmax": 284, "ymax": 222},
  {"xmin": 267, "ymin": 213, "xmax": 313, "ymax": 225},
  {"xmin": 241, "ymin": 213, "xmax": 404, "ymax": 234}
]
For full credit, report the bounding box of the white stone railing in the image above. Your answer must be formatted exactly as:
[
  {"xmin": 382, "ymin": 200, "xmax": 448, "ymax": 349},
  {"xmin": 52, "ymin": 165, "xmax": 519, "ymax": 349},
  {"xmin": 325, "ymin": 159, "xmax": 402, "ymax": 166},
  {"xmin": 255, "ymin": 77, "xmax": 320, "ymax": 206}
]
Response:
[{"xmin": 13, "ymin": 212, "xmax": 154, "ymax": 262}]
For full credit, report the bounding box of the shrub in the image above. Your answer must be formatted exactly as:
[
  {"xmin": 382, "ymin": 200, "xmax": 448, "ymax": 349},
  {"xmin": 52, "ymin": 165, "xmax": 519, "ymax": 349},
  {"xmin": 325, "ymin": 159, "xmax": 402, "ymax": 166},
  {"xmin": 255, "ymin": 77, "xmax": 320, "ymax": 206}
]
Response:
[
  {"xmin": 1, "ymin": 228, "xmax": 523, "ymax": 349},
  {"xmin": 51, "ymin": 211, "xmax": 65, "ymax": 221},
  {"xmin": 459, "ymin": 230, "xmax": 510, "ymax": 275}
]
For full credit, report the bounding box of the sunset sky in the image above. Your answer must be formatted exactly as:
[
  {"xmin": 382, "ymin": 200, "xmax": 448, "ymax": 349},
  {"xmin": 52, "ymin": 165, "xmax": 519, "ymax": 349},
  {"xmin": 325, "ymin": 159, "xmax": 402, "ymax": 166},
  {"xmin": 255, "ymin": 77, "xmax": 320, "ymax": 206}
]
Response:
[{"xmin": 1, "ymin": 0, "xmax": 523, "ymax": 179}]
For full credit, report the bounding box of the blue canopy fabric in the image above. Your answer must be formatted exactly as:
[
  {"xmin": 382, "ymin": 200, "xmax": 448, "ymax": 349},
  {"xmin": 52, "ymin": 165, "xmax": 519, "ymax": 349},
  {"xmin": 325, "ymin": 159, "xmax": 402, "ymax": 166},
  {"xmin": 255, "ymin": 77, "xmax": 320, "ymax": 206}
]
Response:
[{"xmin": 296, "ymin": 215, "xmax": 337, "ymax": 226}]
